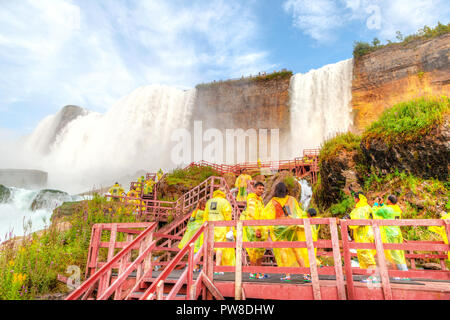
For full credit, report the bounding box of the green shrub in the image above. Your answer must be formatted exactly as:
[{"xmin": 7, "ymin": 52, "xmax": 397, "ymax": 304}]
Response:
[
  {"xmin": 319, "ymin": 132, "xmax": 362, "ymax": 163},
  {"xmin": 353, "ymin": 22, "xmax": 450, "ymax": 58},
  {"xmin": 0, "ymin": 195, "xmax": 143, "ymax": 300},
  {"xmin": 165, "ymin": 165, "xmax": 221, "ymax": 188},
  {"xmin": 363, "ymin": 96, "xmax": 449, "ymax": 145},
  {"xmin": 329, "ymin": 194, "xmax": 355, "ymax": 217}
]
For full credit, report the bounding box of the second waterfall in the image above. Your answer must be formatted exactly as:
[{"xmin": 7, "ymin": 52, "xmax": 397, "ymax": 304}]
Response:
[{"xmin": 289, "ymin": 59, "xmax": 354, "ymax": 157}]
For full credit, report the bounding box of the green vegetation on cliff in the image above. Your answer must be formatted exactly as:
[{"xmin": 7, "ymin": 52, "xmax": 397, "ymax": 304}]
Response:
[
  {"xmin": 353, "ymin": 22, "xmax": 450, "ymax": 58},
  {"xmin": 363, "ymin": 97, "xmax": 449, "ymax": 146},
  {"xmin": 165, "ymin": 165, "xmax": 221, "ymax": 189},
  {"xmin": 196, "ymin": 70, "xmax": 293, "ymax": 89},
  {"xmin": 0, "ymin": 196, "xmax": 143, "ymax": 300},
  {"xmin": 319, "ymin": 132, "xmax": 362, "ymax": 162}
]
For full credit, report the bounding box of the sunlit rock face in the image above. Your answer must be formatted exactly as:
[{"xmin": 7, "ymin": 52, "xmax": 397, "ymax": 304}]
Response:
[{"xmin": 352, "ymin": 33, "xmax": 450, "ymax": 133}]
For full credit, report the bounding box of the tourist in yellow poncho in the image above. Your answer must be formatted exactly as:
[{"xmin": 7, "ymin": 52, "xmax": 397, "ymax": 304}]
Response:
[
  {"xmin": 428, "ymin": 211, "xmax": 450, "ymax": 261},
  {"xmin": 126, "ymin": 188, "xmax": 141, "ymax": 213},
  {"xmin": 235, "ymin": 169, "xmax": 253, "ymax": 201},
  {"xmin": 143, "ymin": 179, "xmax": 155, "ymax": 195},
  {"xmin": 372, "ymin": 195, "xmax": 408, "ymax": 276},
  {"xmin": 109, "ymin": 182, "xmax": 125, "ymax": 201},
  {"xmin": 178, "ymin": 200, "xmax": 206, "ymax": 255},
  {"xmin": 239, "ymin": 182, "xmax": 268, "ymax": 279},
  {"xmin": 349, "ymin": 192, "xmax": 377, "ymax": 281},
  {"xmin": 261, "ymin": 182, "xmax": 310, "ymax": 282},
  {"xmin": 203, "ymin": 189, "xmax": 235, "ymax": 270},
  {"xmin": 157, "ymin": 169, "xmax": 164, "ymax": 182}
]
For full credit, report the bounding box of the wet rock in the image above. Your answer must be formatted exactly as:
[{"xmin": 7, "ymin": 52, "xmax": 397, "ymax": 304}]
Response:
[
  {"xmin": 0, "ymin": 184, "xmax": 11, "ymax": 203},
  {"xmin": 315, "ymin": 149, "xmax": 364, "ymax": 209},
  {"xmin": 30, "ymin": 189, "xmax": 69, "ymax": 211},
  {"xmin": 361, "ymin": 115, "xmax": 449, "ymax": 181}
]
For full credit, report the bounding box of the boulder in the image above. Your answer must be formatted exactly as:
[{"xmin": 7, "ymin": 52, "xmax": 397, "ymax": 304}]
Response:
[
  {"xmin": 0, "ymin": 184, "xmax": 11, "ymax": 203},
  {"xmin": 222, "ymin": 173, "xmax": 237, "ymax": 189},
  {"xmin": 315, "ymin": 149, "xmax": 365, "ymax": 209},
  {"xmin": 30, "ymin": 189, "xmax": 70, "ymax": 211}
]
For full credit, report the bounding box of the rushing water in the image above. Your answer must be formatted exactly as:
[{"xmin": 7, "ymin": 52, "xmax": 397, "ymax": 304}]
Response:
[
  {"xmin": 298, "ymin": 179, "xmax": 313, "ymax": 210},
  {"xmin": 289, "ymin": 59, "xmax": 353, "ymax": 157},
  {"xmin": 21, "ymin": 85, "xmax": 196, "ymax": 193},
  {"xmin": 0, "ymin": 186, "xmax": 83, "ymax": 239}
]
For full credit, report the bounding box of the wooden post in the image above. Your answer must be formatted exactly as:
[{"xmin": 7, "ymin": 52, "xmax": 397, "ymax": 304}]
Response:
[
  {"xmin": 409, "ymin": 249, "xmax": 416, "ymax": 270},
  {"xmin": 206, "ymin": 223, "xmax": 215, "ymax": 300},
  {"xmin": 303, "ymin": 219, "xmax": 321, "ymax": 300},
  {"xmin": 156, "ymin": 280, "xmax": 164, "ymax": 300},
  {"xmin": 330, "ymin": 219, "xmax": 346, "ymax": 300},
  {"xmin": 187, "ymin": 243, "xmax": 195, "ymax": 300},
  {"xmin": 372, "ymin": 222, "xmax": 393, "ymax": 300},
  {"xmin": 340, "ymin": 221, "xmax": 355, "ymax": 300},
  {"xmin": 235, "ymin": 221, "xmax": 243, "ymax": 300},
  {"xmin": 114, "ymin": 233, "xmax": 133, "ymax": 300},
  {"xmin": 100, "ymin": 224, "xmax": 117, "ymax": 296}
]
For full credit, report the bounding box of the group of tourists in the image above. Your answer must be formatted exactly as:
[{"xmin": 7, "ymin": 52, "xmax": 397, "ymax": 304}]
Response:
[
  {"xmin": 178, "ymin": 171, "xmax": 449, "ymax": 283},
  {"xmin": 178, "ymin": 170, "xmax": 320, "ymax": 282}
]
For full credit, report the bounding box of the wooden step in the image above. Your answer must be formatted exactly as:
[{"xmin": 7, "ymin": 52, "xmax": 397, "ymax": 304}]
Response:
[{"xmin": 129, "ymin": 291, "xmax": 186, "ymax": 300}]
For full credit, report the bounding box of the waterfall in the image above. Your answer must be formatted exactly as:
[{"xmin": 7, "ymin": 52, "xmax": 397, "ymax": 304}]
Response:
[
  {"xmin": 0, "ymin": 186, "xmax": 83, "ymax": 239},
  {"xmin": 289, "ymin": 59, "xmax": 353, "ymax": 157},
  {"xmin": 22, "ymin": 85, "xmax": 196, "ymax": 193},
  {"xmin": 298, "ymin": 179, "xmax": 312, "ymax": 210}
]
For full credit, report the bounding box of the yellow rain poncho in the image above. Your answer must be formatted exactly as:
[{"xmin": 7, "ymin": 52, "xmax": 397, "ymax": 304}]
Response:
[
  {"xmin": 126, "ymin": 190, "xmax": 140, "ymax": 204},
  {"xmin": 157, "ymin": 169, "xmax": 164, "ymax": 182},
  {"xmin": 178, "ymin": 208, "xmax": 205, "ymax": 253},
  {"xmin": 428, "ymin": 212, "xmax": 450, "ymax": 261},
  {"xmin": 203, "ymin": 190, "xmax": 235, "ymax": 266},
  {"xmin": 349, "ymin": 195, "xmax": 376, "ymax": 269},
  {"xmin": 261, "ymin": 196, "xmax": 309, "ymax": 268},
  {"xmin": 235, "ymin": 174, "xmax": 253, "ymax": 201},
  {"xmin": 240, "ymin": 193, "xmax": 267, "ymax": 263},
  {"xmin": 109, "ymin": 184, "xmax": 125, "ymax": 201},
  {"xmin": 143, "ymin": 180, "xmax": 155, "ymax": 195},
  {"xmin": 372, "ymin": 205, "xmax": 407, "ymax": 266},
  {"xmin": 257, "ymin": 158, "xmax": 262, "ymax": 169}
]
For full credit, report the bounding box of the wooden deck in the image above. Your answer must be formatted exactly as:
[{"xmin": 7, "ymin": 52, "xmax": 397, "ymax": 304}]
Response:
[{"xmin": 138, "ymin": 269, "xmax": 450, "ymax": 300}]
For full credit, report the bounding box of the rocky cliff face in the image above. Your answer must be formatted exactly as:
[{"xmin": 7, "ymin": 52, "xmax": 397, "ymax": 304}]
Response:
[
  {"xmin": 352, "ymin": 34, "xmax": 450, "ymax": 133},
  {"xmin": 361, "ymin": 114, "xmax": 449, "ymax": 181},
  {"xmin": 191, "ymin": 76, "xmax": 291, "ymax": 160}
]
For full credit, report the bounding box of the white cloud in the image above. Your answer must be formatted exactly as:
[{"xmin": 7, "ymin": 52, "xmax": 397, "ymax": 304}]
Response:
[
  {"xmin": 284, "ymin": 0, "xmax": 450, "ymax": 42},
  {"xmin": 0, "ymin": 0, "xmax": 272, "ymax": 124},
  {"xmin": 283, "ymin": 0, "xmax": 345, "ymax": 42}
]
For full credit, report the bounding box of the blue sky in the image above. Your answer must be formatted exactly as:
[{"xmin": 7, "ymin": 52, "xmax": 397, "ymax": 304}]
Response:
[{"xmin": 1, "ymin": 0, "xmax": 448, "ymax": 134}]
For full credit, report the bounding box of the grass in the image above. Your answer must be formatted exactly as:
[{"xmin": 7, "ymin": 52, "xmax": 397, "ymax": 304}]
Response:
[
  {"xmin": 329, "ymin": 194, "xmax": 355, "ymax": 217},
  {"xmin": 319, "ymin": 132, "xmax": 362, "ymax": 163},
  {"xmin": 0, "ymin": 195, "xmax": 144, "ymax": 300},
  {"xmin": 353, "ymin": 22, "xmax": 450, "ymax": 59},
  {"xmin": 363, "ymin": 97, "xmax": 449, "ymax": 146},
  {"xmin": 165, "ymin": 165, "xmax": 221, "ymax": 189},
  {"xmin": 196, "ymin": 70, "xmax": 293, "ymax": 89}
]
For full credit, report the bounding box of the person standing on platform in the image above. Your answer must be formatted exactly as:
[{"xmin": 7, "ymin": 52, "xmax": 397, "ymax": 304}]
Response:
[
  {"xmin": 203, "ymin": 189, "xmax": 235, "ymax": 273},
  {"xmin": 261, "ymin": 182, "xmax": 310, "ymax": 282},
  {"xmin": 235, "ymin": 169, "xmax": 252, "ymax": 202},
  {"xmin": 240, "ymin": 182, "xmax": 268, "ymax": 279}
]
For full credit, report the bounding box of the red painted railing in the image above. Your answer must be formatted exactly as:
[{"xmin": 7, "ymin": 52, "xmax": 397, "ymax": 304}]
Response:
[
  {"xmin": 132, "ymin": 223, "xmax": 208, "ymax": 300},
  {"xmin": 66, "ymin": 222, "xmax": 157, "ymax": 300},
  {"xmin": 67, "ymin": 217, "xmax": 449, "ymax": 300}
]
